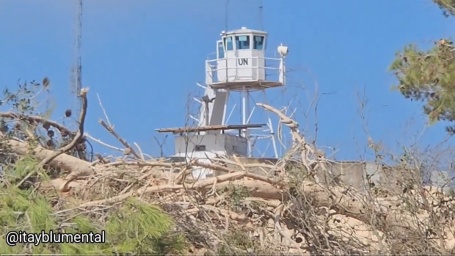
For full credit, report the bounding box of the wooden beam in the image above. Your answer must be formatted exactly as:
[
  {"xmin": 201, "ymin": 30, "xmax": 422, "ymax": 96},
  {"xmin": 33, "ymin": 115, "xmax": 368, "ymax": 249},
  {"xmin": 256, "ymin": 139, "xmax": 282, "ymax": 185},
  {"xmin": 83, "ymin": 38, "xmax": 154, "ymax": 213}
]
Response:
[{"xmin": 155, "ymin": 124, "xmax": 266, "ymax": 134}]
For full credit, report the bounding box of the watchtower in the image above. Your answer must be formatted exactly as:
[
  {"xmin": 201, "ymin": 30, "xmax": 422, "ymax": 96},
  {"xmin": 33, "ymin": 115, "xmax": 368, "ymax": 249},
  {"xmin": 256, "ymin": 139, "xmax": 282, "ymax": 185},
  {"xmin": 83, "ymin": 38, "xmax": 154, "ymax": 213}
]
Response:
[
  {"xmin": 156, "ymin": 27, "xmax": 288, "ymax": 179},
  {"xmin": 207, "ymin": 26, "xmax": 287, "ymax": 90}
]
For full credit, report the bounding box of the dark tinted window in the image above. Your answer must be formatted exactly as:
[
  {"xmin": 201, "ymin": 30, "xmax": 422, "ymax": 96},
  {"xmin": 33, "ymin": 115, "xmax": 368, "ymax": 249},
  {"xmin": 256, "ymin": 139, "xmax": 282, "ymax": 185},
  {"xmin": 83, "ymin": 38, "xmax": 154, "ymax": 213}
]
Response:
[
  {"xmin": 236, "ymin": 35, "xmax": 250, "ymax": 50},
  {"xmin": 253, "ymin": 36, "xmax": 264, "ymax": 50}
]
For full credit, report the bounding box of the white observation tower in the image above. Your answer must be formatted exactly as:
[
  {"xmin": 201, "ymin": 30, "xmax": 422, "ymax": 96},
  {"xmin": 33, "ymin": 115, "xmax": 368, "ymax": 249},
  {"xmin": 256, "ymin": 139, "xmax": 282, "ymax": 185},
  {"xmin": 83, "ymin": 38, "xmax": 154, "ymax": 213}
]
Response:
[{"xmin": 156, "ymin": 27, "xmax": 288, "ymax": 179}]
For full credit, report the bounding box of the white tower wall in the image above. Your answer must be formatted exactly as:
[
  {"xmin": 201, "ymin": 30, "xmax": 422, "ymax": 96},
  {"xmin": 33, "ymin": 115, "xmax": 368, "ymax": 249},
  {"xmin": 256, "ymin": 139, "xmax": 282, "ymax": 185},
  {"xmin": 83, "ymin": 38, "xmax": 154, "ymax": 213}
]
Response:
[
  {"xmin": 216, "ymin": 28, "xmax": 267, "ymax": 83},
  {"xmin": 174, "ymin": 134, "xmax": 247, "ymax": 157}
]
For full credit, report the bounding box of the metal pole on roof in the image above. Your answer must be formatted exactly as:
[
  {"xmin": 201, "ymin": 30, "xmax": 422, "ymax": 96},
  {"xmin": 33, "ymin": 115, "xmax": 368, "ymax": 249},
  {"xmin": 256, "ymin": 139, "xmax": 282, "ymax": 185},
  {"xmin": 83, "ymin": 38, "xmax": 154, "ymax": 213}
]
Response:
[
  {"xmin": 259, "ymin": 0, "xmax": 264, "ymax": 30},
  {"xmin": 225, "ymin": 0, "xmax": 229, "ymax": 32}
]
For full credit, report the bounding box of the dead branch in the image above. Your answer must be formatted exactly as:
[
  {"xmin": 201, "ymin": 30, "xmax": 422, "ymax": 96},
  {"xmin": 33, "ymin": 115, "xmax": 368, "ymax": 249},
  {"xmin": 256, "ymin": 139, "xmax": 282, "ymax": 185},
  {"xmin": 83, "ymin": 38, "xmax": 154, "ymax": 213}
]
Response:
[
  {"xmin": 99, "ymin": 120, "xmax": 141, "ymax": 159},
  {"xmin": 101, "ymin": 160, "xmax": 186, "ymax": 168},
  {"xmin": 85, "ymin": 132, "xmax": 123, "ymax": 152},
  {"xmin": 41, "ymin": 87, "xmax": 89, "ymax": 165},
  {"xmin": 16, "ymin": 87, "xmax": 90, "ymax": 187},
  {"xmin": 257, "ymin": 103, "xmax": 304, "ymax": 145},
  {"xmin": 96, "ymin": 93, "xmax": 113, "ymax": 128},
  {"xmin": 0, "ymin": 112, "xmax": 74, "ymax": 137},
  {"xmin": 257, "ymin": 102, "xmax": 328, "ymax": 180}
]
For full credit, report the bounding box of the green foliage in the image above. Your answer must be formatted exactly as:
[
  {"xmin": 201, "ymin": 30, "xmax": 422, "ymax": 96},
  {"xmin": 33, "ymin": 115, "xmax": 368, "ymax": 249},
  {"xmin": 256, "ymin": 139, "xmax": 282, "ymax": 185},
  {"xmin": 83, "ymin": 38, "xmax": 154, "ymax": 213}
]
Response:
[
  {"xmin": 390, "ymin": 0, "xmax": 455, "ymax": 133},
  {"xmin": 225, "ymin": 184, "xmax": 250, "ymax": 210},
  {"xmin": 105, "ymin": 197, "xmax": 186, "ymax": 254},
  {"xmin": 0, "ymin": 156, "xmax": 188, "ymax": 254},
  {"xmin": 1, "ymin": 156, "xmax": 37, "ymax": 184},
  {"xmin": 0, "ymin": 78, "xmax": 90, "ymax": 161},
  {"xmin": 0, "ymin": 78, "xmax": 189, "ymax": 254},
  {"xmin": 218, "ymin": 229, "xmax": 255, "ymax": 255},
  {"xmin": 217, "ymin": 229, "xmax": 278, "ymax": 255},
  {"xmin": 0, "ymin": 185, "xmax": 62, "ymax": 254},
  {"xmin": 390, "ymin": 39, "xmax": 455, "ymax": 130},
  {"xmin": 2, "ymin": 80, "xmax": 42, "ymax": 115}
]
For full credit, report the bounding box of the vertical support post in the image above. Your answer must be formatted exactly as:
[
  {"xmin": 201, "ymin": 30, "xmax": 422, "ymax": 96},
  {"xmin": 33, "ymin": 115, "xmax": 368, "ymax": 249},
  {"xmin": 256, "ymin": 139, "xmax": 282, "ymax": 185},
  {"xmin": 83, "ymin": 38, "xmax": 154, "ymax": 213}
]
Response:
[
  {"xmin": 204, "ymin": 101, "xmax": 209, "ymax": 126},
  {"xmin": 279, "ymin": 57, "xmax": 285, "ymax": 85},
  {"xmin": 268, "ymin": 118, "xmax": 278, "ymax": 158},
  {"xmin": 222, "ymin": 90, "xmax": 229, "ymax": 125},
  {"xmin": 241, "ymin": 86, "xmax": 252, "ymax": 157},
  {"xmin": 242, "ymin": 86, "xmax": 246, "ymax": 132},
  {"xmin": 255, "ymin": 56, "xmax": 259, "ymax": 80},
  {"xmin": 246, "ymin": 89, "xmax": 251, "ymax": 157}
]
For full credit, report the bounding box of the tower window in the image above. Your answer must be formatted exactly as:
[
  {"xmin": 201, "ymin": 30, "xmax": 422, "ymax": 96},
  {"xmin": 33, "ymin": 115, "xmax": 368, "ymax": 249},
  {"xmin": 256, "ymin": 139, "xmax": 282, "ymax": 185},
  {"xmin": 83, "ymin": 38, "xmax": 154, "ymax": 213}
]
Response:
[
  {"xmin": 217, "ymin": 41, "xmax": 225, "ymax": 58},
  {"xmin": 195, "ymin": 145, "xmax": 206, "ymax": 151},
  {"xmin": 224, "ymin": 36, "xmax": 233, "ymax": 51},
  {"xmin": 253, "ymin": 36, "xmax": 264, "ymax": 50},
  {"xmin": 236, "ymin": 35, "xmax": 250, "ymax": 50}
]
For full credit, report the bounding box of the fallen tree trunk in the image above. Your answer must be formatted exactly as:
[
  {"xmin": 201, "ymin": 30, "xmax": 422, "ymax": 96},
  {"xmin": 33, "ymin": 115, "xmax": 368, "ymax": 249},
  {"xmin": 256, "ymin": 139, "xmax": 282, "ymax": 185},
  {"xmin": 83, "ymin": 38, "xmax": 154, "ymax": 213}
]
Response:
[{"xmin": 4, "ymin": 139, "xmax": 94, "ymax": 177}]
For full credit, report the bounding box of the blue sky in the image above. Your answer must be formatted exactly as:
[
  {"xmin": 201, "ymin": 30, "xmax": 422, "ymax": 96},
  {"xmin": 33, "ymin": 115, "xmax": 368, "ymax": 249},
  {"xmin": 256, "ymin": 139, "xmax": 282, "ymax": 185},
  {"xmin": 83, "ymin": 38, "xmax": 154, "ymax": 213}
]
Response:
[{"xmin": 1, "ymin": 0, "xmax": 455, "ymax": 161}]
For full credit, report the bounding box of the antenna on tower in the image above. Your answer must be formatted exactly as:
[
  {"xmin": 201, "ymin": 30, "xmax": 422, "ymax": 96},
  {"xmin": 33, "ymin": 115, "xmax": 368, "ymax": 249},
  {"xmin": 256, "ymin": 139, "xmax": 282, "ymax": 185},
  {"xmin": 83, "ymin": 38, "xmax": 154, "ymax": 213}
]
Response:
[
  {"xmin": 259, "ymin": 0, "xmax": 264, "ymax": 30},
  {"xmin": 224, "ymin": 0, "xmax": 229, "ymax": 32},
  {"xmin": 67, "ymin": 0, "xmax": 89, "ymax": 162},
  {"xmin": 71, "ymin": 0, "xmax": 83, "ymax": 116}
]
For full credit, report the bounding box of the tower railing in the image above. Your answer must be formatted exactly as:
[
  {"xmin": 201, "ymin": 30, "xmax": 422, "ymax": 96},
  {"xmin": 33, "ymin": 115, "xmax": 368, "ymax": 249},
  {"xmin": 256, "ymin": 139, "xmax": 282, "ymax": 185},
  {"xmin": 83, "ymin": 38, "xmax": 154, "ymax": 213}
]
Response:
[{"xmin": 205, "ymin": 56, "xmax": 283, "ymax": 85}]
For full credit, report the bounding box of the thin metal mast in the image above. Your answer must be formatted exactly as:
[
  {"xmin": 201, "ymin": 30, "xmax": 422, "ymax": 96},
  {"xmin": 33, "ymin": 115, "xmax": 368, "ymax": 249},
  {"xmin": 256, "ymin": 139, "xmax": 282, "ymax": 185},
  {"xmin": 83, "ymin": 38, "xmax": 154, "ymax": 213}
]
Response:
[
  {"xmin": 225, "ymin": 0, "xmax": 229, "ymax": 32},
  {"xmin": 72, "ymin": 0, "xmax": 83, "ymax": 116},
  {"xmin": 259, "ymin": 0, "xmax": 264, "ymax": 30}
]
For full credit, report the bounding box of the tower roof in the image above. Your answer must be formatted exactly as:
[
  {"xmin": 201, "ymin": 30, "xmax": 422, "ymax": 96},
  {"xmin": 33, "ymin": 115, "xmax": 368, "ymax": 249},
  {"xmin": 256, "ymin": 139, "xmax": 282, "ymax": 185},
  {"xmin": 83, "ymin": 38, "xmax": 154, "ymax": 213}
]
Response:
[{"xmin": 222, "ymin": 26, "xmax": 267, "ymax": 36}]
